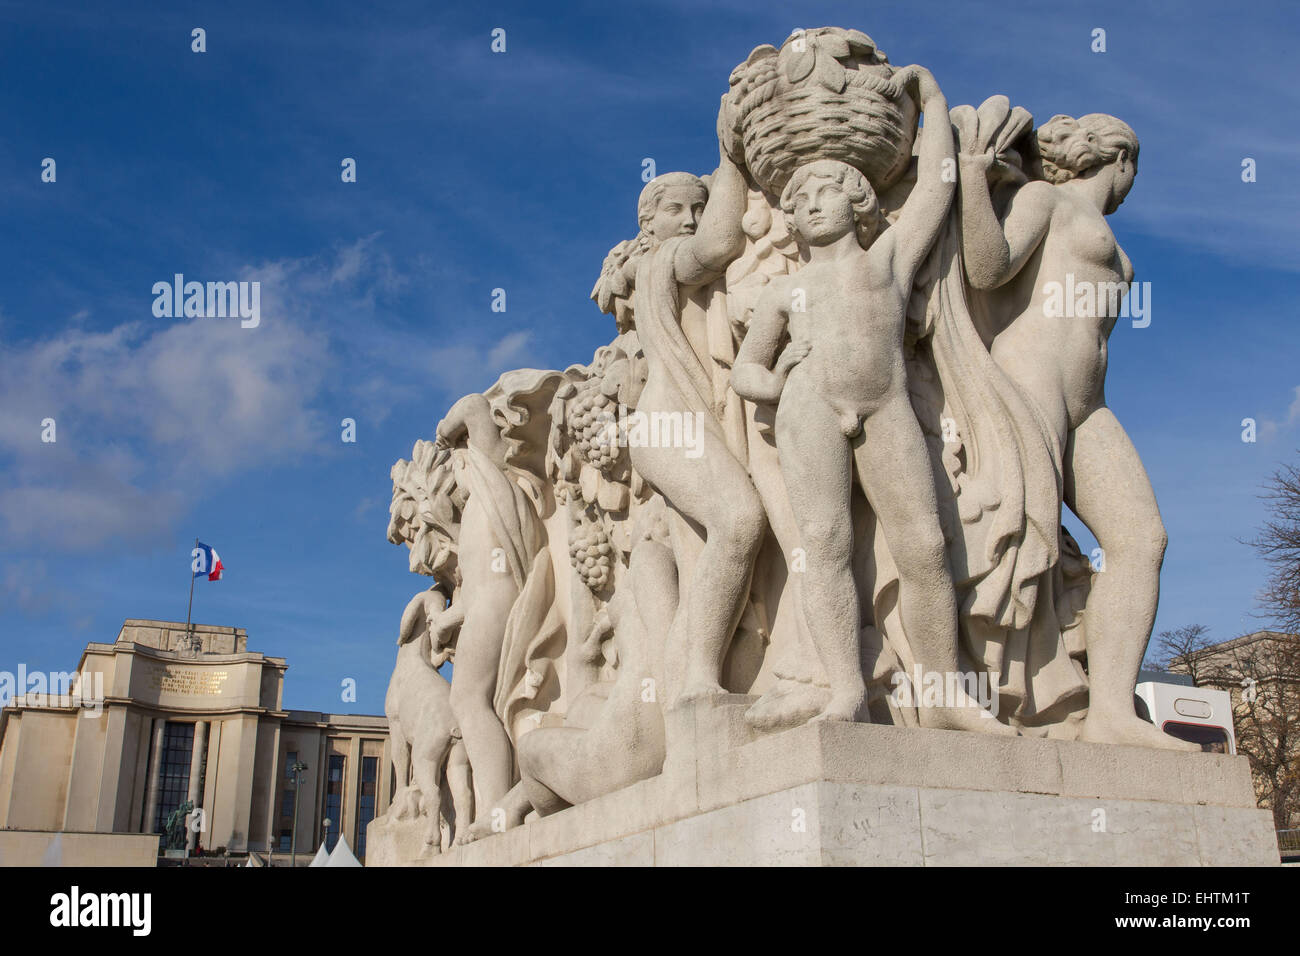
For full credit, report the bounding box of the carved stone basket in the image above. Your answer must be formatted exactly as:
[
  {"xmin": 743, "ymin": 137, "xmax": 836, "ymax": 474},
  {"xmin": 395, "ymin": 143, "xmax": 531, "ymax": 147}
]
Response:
[{"xmin": 722, "ymin": 27, "xmax": 919, "ymax": 197}]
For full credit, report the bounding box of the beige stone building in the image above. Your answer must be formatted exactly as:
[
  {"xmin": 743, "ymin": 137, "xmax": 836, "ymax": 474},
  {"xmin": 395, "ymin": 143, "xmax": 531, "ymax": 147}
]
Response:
[{"xmin": 0, "ymin": 620, "xmax": 392, "ymax": 863}]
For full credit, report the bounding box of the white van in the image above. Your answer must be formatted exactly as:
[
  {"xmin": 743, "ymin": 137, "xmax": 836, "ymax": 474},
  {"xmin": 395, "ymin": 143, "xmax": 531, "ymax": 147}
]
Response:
[{"xmin": 1134, "ymin": 672, "xmax": 1236, "ymax": 754}]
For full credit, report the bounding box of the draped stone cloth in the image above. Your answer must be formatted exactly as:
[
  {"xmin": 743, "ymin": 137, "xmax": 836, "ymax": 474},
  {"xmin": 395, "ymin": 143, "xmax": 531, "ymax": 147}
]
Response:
[
  {"xmin": 880, "ymin": 212, "xmax": 1089, "ymax": 727},
  {"xmin": 929, "ymin": 215, "xmax": 1060, "ymax": 631},
  {"xmin": 634, "ymin": 236, "xmax": 721, "ymax": 422},
  {"xmin": 455, "ymin": 444, "xmax": 545, "ymax": 591},
  {"xmin": 451, "ymin": 444, "xmax": 563, "ymax": 742},
  {"xmin": 494, "ymin": 550, "xmax": 565, "ymax": 744}
]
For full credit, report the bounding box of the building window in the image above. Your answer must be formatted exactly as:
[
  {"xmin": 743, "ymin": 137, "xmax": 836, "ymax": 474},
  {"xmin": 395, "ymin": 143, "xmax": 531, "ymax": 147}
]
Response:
[
  {"xmin": 356, "ymin": 756, "xmax": 378, "ymax": 860},
  {"xmin": 153, "ymin": 722, "xmax": 195, "ymax": 833},
  {"xmin": 281, "ymin": 788, "xmax": 295, "ymax": 819},
  {"xmin": 278, "ymin": 829, "xmax": 291, "ymax": 852},
  {"xmin": 322, "ymin": 753, "xmax": 344, "ymax": 851}
]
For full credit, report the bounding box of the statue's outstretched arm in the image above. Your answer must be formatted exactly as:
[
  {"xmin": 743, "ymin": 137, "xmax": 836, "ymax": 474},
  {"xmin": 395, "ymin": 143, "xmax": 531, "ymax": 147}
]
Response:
[{"xmin": 890, "ymin": 66, "xmax": 955, "ymax": 287}]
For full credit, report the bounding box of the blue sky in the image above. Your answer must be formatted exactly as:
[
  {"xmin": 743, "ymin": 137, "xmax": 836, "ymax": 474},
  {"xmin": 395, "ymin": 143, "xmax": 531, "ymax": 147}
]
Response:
[{"xmin": 1, "ymin": 0, "xmax": 1297, "ymax": 712}]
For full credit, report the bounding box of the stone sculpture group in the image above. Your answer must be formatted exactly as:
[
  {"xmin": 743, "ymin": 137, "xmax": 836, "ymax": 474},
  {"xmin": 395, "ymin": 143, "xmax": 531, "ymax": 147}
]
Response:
[{"xmin": 376, "ymin": 26, "xmax": 1193, "ymax": 852}]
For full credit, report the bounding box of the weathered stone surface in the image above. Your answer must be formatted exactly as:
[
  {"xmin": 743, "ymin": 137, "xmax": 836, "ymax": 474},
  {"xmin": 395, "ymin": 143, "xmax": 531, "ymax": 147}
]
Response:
[
  {"xmin": 367, "ymin": 697, "xmax": 1277, "ymax": 866},
  {"xmin": 371, "ymin": 25, "xmax": 1243, "ymax": 864}
]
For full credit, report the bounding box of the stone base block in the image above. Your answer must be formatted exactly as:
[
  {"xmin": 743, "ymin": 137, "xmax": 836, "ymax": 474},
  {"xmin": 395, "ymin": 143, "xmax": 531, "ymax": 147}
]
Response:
[
  {"xmin": 366, "ymin": 696, "xmax": 1280, "ymax": 866},
  {"xmin": 364, "ymin": 816, "xmax": 441, "ymax": 867}
]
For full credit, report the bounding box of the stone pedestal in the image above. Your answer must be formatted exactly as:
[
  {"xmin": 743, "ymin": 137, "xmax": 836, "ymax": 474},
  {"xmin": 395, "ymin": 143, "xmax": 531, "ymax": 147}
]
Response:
[{"xmin": 366, "ymin": 696, "xmax": 1279, "ymax": 867}]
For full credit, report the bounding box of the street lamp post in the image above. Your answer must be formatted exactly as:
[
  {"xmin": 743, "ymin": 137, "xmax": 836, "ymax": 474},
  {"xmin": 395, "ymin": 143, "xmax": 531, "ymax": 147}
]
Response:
[
  {"xmin": 289, "ymin": 759, "xmax": 308, "ymax": 868},
  {"xmin": 322, "ymin": 817, "xmax": 332, "ymax": 858}
]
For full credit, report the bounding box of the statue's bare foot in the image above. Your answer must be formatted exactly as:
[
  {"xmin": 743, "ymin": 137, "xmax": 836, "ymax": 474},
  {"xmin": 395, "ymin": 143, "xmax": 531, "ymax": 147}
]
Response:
[
  {"xmin": 456, "ymin": 817, "xmax": 497, "ymax": 846},
  {"xmin": 916, "ymin": 687, "xmax": 1017, "ymax": 735},
  {"xmin": 455, "ymin": 802, "xmax": 530, "ymax": 846},
  {"xmin": 809, "ymin": 690, "xmax": 868, "ymax": 723},
  {"xmin": 745, "ymin": 681, "xmax": 828, "ymax": 731},
  {"xmin": 675, "ymin": 678, "xmax": 726, "ymax": 706},
  {"xmin": 1078, "ymin": 712, "xmax": 1200, "ymax": 751},
  {"xmin": 918, "ymin": 706, "xmax": 1016, "ymax": 734}
]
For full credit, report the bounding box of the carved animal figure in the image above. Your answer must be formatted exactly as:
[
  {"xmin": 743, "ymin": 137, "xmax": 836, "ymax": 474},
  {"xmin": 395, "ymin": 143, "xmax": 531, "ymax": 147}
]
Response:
[{"xmin": 385, "ymin": 586, "xmax": 473, "ymax": 849}]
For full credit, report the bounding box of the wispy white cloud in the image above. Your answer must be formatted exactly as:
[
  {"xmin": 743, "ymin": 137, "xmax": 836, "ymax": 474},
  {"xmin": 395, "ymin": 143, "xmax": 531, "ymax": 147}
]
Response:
[
  {"xmin": 0, "ymin": 302, "xmax": 328, "ymax": 549},
  {"xmin": 0, "ymin": 233, "xmax": 553, "ymax": 558},
  {"xmin": 1259, "ymin": 385, "xmax": 1300, "ymax": 444}
]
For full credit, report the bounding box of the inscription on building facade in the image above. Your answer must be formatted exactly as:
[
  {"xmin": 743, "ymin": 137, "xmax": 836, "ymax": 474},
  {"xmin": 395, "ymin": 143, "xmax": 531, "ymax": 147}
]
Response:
[{"xmin": 145, "ymin": 665, "xmax": 229, "ymax": 697}]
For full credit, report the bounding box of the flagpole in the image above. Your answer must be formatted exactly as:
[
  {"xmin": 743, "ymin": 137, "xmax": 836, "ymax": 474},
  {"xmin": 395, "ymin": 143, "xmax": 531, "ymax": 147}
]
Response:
[{"xmin": 184, "ymin": 537, "xmax": 197, "ymax": 648}]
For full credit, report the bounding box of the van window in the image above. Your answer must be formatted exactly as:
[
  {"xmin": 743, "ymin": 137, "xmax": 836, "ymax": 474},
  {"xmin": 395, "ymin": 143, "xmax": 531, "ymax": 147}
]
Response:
[{"xmin": 1161, "ymin": 721, "xmax": 1230, "ymax": 754}]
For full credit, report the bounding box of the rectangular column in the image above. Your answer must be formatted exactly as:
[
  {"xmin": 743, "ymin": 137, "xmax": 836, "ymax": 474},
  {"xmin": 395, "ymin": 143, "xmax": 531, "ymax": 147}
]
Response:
[
  {"xmin": 141, "ymin": 718, "xmax": 167, "ymax": 833},
  {"xmin": 186, "ymin": 720, "xmax": 208, "ymax": 850},
  {"xmin": 343, "ymin": 735, "xmax": 361, "ymax": 852}
]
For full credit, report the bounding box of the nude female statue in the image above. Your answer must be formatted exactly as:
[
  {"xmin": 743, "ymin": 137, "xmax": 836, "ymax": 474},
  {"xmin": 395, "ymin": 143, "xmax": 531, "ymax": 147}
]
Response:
[
  {"xmin": 731, "ymin": 67, "xmax": 1005, "ymax": 730},
  {"xmin": 627, "ymin": 104, "xmax": 766, "ymax": 704},
  {"xmin": 957, "ymin": 112, "xmax": 1194, "ymax": 749}
]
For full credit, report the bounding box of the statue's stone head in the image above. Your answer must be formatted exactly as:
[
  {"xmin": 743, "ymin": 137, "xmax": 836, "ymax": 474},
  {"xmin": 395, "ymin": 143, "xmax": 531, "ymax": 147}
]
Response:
[
  {"xmin": 637, "ymin": 173, "xmax": 708, "ymax": 243},
  {"xmin": 1035, "ymin": 113, "xmax": 1139, "ymax": 214},
  {"xmin": 780, "ymin": 159, "xmax": 880, "ymax": 249}
]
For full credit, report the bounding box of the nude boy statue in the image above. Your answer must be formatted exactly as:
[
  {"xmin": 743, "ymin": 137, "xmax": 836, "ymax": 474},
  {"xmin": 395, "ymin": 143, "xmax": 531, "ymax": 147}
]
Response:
[{"xmin": 731, "ymin": 66, "xmax": 1008, "ymax": 731}]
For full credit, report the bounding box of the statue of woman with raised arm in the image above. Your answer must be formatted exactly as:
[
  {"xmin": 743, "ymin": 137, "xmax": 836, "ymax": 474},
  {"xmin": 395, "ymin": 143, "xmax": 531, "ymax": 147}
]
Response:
[
  {"xmin": 617, "ymin": 102, "xmax": 766, "ymax": 705},
  {"xmin": 956, "ymin": 111, "xmax": 1195, "ymax": 749}
]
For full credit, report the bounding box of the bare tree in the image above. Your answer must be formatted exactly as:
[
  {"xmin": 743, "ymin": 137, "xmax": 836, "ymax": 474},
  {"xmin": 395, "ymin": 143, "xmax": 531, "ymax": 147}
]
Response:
[
  {"xmin": 1150, "ymin": 623, "xmax": 1213, "ymax": 684},
  {"xmin": 1198, "ymin": 635, "xmax": 1300, "ymax": 830},
  {"xmin": 1227, "ymin": 455, "xmax": 1300, "ymax": 828},
  {"xmin": 1245, "ymin": 457, "xmax": 1300, "ymax": 634}
]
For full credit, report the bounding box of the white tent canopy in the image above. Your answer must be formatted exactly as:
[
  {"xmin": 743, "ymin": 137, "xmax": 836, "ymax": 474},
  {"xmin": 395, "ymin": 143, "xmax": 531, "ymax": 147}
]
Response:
[
  {"xmin": 307, "ymin": 842, "xmax": 329, "ymax": 867},
  {"xmin": 324, "ymin": 836, "xmax": 362, "ymax": 867}
]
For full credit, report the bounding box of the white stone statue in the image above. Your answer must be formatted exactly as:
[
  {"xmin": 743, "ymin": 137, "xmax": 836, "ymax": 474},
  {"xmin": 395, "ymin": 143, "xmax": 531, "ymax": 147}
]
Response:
[
  {"xmin": 953, "ymin": 100, "xmax": 1194, "ymax": 749},
  {"xmin": 731, "ymin": 66, "xmax": 1005, "ymax": 731},
  {"xmin": 374, "ymin": 25, "xmax": 1200, "ymax": 858},
  {"xmin": 620, "ymin": 141, "xmax": 768, "ymax": 706}
]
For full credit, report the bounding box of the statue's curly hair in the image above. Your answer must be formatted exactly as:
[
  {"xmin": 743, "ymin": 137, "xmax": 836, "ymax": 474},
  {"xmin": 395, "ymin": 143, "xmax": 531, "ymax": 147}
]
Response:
[
  {"xmin": 1033, "ymin": 113, "xmax": 1139, "ymax": 184},
  {"xmin": 780, "ymin": 160, "xmax": 880, "ymax": 248}
]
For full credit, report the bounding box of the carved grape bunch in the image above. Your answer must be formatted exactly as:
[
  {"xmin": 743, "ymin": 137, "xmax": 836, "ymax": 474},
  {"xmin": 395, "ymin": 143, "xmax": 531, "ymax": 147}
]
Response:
[
  {"xmin": 568, "ymin": 515, "xmax": 613, "ymax": 592},
  {"xmin": 567, "ymin": 379, "xmax": 619, "ymax": 473}
]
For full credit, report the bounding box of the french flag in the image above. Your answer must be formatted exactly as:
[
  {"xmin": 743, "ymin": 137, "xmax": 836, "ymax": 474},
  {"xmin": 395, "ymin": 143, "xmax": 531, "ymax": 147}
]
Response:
[{"xmin": 193, "ymin": 541, "xmax": 224, "ymax": 581}]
